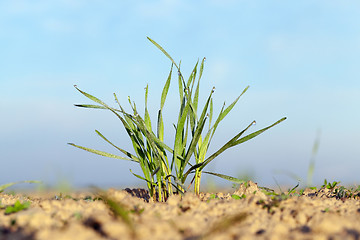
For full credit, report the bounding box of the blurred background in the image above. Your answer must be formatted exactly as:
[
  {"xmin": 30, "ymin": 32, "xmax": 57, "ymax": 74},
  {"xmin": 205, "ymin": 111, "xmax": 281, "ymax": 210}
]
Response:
[{"xmin": 1, "ymin": 0, "xmax": 360, "ymax": 190}]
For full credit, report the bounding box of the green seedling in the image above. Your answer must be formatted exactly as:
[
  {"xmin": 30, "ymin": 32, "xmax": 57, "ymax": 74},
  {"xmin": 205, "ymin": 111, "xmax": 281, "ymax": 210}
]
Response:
[
  {"xmin": 54, "ymin": 193, "xmax": 76, "ymax": 201},
  {"xmin": 231, "ymin": 194, "xmax": 246, "ymax": 200},
  {"xmin": 210, "ymin": 193, "xmax": 217, "ymax": 199},
  {"xmin": 96, "ymin": 190, "xmax": 137, "ymax": 239},
  {"xmin": 257, "ymin": 198, "xmax": 281, "ymax": 214},
  {"xmin": 262, "ymin": 182, "xmax": 300, "ymax": 200},
  {"xmin": 73, "ymin": 212, "xmax": 83, "ymax": 220},
  {"xmin": 332, "ymin": 185, "xmax": 360, "ymax": 200},
  {"xmin": 4, "ymin": 200, "xmax": 30, "ymax": 215},
  {"xmin": 322, "ymin": 179, "xmax": 340, "ymax": 190},
  {"xmin": 69, "ymin": 37, "xmax": 286, "ymax": 201},
  {"xmin": 322, "ymin": 208, "xmax": 330, "ymax": 213}
]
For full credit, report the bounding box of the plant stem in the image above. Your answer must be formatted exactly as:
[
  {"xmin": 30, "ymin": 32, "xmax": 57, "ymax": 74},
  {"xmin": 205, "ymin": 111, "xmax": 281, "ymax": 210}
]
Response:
[{"xmin": 194, "ymin": 168, "xmax": 202, "ymax": 195}]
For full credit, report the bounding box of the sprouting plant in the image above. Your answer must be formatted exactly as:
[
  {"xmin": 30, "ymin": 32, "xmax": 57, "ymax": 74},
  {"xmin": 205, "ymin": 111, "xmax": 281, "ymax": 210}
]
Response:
[
  {"xmin": 4, "ymin": 200, "xmax": 31, "ymax": 215},
  {"xmin": 263, "ymin": 183, "xmax": 302, "ymax": 200},
  {"xmin": 96, "ymin": 190, "xmax": 137, "ymax": 238},
  {"xmin": 322, "ymin": 179, "xmax": 340, "ymax": 190},
  {"xmin": 322, "ymin": 208, "xmax": 330, "ymax": 213},
  {"xmin": 69, "ymin": 37, "xmax": 286, "ymax": 201},
  {"xmin": 231, "ymin": 194, "xmax": 246, "ymax": 200},
  {"xmin": 332, "ymin": 186, "xmax": 360, "ymax": 200}
]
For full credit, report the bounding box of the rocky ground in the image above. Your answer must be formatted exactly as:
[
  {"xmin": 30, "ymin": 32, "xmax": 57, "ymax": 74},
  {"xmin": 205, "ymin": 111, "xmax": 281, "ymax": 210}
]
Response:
[{"xmin": 1, "ymin": 181, "xmax": 360, "ymax": 240}]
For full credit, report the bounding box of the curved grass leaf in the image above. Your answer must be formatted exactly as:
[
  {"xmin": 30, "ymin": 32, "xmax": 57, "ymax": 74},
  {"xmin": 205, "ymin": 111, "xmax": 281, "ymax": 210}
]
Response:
[
  {"xmin": 232, "ymin": 117, "xmax": 287, "ymax": 146},
  {"xmin": 182, "ymin": 162, "xmax": 204, "ymax": 183},
  {"xmin": 198, "ymin": 57, "xmax": 205, "ymax": 82},
  {"xmin": 0, "ymin": 181, "xmax": 42, "ymax": 193},
  {"xmin": 147, "ymin": 37, "xmax": 179, "ymax": 70},
  {"xmin": 181, "ymin": 115, "xmax": 208, "ymax": 179},
  {"xmin": 161, "ymin": 64, "xmax": 173, "ymax": 110},
  {"xmin": 209, "ymin": 86, "xmax": 249, "ymax": 143},
  {"xmin": 173, "ymin": 97, "xmax": 191, "ymax": 170},
  {"xmin": 200, "ymin": 120, "xmax": 256, "ymax": 171},
  {"xmin": 68, "ymin": 143, "xmax": 136, "ymax": 162},
  {"xmin": 144, "ymin": 85, "xmax": 152, "ymax": 132},
  {"xmin": 130, "ymin": 170, "xmax": 154, "ymax": 185},
  {"xmin": 74, "ymin": 104, "xmax": 107, "ymax": 110},
  {"xmin": 95, "ymin": 130, "xmax": 140, "ymax": 162},
  {"xmin": 202, "ymin": 171, "xmax": 246, "ymax": 184},
  {"xmin": 74, "ymin": 85, "xmax": 110, "ymax": 108},
  {"xmin": 201, "ymin": 117, "xmax": 286, "ymax": 171}
]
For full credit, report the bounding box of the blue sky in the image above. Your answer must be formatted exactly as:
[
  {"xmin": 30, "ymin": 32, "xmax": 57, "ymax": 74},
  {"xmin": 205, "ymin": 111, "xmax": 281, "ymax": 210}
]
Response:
[{"xmin": 1, "ymin": 1, "xmax": 360, "ymax": 189}]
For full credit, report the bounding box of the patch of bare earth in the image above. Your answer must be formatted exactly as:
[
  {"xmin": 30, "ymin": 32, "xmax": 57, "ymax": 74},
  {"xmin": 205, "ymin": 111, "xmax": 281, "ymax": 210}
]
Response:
[{"xmin": 1, "ymin": 181, "xmax": 360, "ymax": 240}]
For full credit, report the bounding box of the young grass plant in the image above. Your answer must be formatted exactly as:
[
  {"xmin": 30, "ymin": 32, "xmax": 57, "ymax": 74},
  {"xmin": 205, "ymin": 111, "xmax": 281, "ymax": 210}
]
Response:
[
  {"xmin": 69, "ymin": 37, "xmax": 286, "ymax": 201},
  {"xmin": 4, "ymin": 200, "xmax": 31, "ymax": 215}
]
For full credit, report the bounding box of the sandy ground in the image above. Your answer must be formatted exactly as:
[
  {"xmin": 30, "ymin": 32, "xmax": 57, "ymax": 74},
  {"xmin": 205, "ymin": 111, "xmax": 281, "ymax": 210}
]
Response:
[{"xmin": 1, "ymin": 181, "xmax": 360, "ymax": 240}]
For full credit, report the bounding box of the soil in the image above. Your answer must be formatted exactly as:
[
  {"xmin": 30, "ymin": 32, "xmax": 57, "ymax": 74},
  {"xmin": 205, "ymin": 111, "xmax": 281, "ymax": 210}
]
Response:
[{"xmin": 1, "ymin": 181, "xmax": 360, "ymax": 240}]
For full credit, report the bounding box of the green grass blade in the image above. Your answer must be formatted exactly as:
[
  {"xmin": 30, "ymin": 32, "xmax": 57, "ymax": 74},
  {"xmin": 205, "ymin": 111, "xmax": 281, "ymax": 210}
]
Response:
[
  {"xmin": 161, "ymin": 64, "xmax": 173, "ymax": 110},
  {"xmin": 187, "ymin": 62, "xmax": 199, "ymax": 133},
  {"xmin": 0, "ymin": 181, "xmax": 42, "ymax": 193},
  {"xmin": 74, "ymin": 85, "xmax": 110, "ymax": 108},
  {"xmin": 68, "ymin": 143, "xmax": 136, "ymax": 162},
  {"xmin": 209, "ymin": 98, "xmax": 213, "ymax": 129},
  {"xmin": 186, "ymin": 60, "xmax": 198, "ymax": 90},
  {"xmin": 200, "ymin": 120, "xmax": 257, "ymax": 171},
  {"xmin": 144, "ymin": 85, "xmax": 152, "ymax": 132},
  {"xmin": 201, "ymin": 117, "xmax": 286, "ymax": 171},
  {"xmin": 147, "ymin": 37, "xmax": 179, "ymax": 70},
  {"xmin": 198, "ymin": 129, "xmax": 212, "ymax": 163},
  {"xmin": 173, "ymin": 98, "xmax": 191, "ymax": 170},
  {"xmin": 202, "ymin": 171, "xmax": 246, "ymax": 184},
  {"xmin": 117, "ymin": 116, "xmax": 147, "ymax": 162},
  {"xmin": 132, "ymin": 112, "xmax": 173, "ymax": 153},
  {"xmin": 198, "ymin": 57, "xmax": 205, "ymax": 81},
  {"xmin": 193, "ymin": 79, "xmax": 200, "ymax": 118},
  {"xmin": 182, "ymin": 162, "xmax": 204, "ymax": 183},
  {"xmin": 181, "ymin": 116, "xmax": 208, "ymax": 179},
  {"xmin": 130, "ymin": 169, "xmax": 155, "ymax": 186},
  {"xmin": 232, "ymin": 117, "xmax": 287, "ymax": 146},
  {"xmin": 178, "ymin": 65, "xmax": 184, "ymax": 104},
  {"xmin": 95, "ymin": 189, "xmax": 136, "ymax": 236},
  {"xmin": 157, "ymin": 65, "xmax": 172, "ymax": 142},
  {"xmin": 95, "ymin": 130, "xmax": 140, "ymax": 163},
  {"xmin": 131, "ymin": 113, "xmax": 172, "ymax": 180},
  {"xmin": 210, "ymin": 86, "xmax": 249, "ymax": 142},
  {"xmin": 151, "ymin": 167, "xmax": 160, "ymax": 177},
  {"xmin": 198, "ymin": 88, "xmax": 214, "ymax": 128},
  {"xmin": 74, "ymin": 104, "xmax": 107, "ymax": 110},
  {"xmin": 157, "ymin": 110, "xmax": 164, "ymax": 141},
  {"xmin": 73, "ymin": 87, "xmax": 148, "ymax": 163},
  {"xmin": 104, "ymin": 96, "xmax": 147, "ymax": 161}
]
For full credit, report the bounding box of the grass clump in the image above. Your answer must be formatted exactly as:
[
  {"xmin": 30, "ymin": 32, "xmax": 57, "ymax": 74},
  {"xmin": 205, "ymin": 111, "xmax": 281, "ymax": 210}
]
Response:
[{"xmin": 69, "ymin": 37, "xmax": 286, "ymax": 202}]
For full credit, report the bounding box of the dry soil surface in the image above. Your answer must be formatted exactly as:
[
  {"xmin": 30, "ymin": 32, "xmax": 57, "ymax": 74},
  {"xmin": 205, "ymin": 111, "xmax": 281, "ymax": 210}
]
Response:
[{"xmin": 1, "ymin": 181, "xmax": 360, "ymax": 240}]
